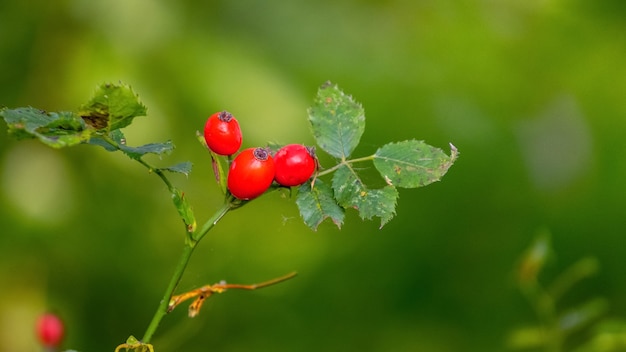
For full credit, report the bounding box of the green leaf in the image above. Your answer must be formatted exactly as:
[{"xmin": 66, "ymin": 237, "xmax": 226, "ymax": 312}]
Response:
[
  {"xmin": 373, "ymin": 140, "xmax": 458, "ymax": 188},
  {"xmin": 89, "ymin": 128, "xmax": 174, "ymax": 160},
  {"xmin": 1, "ymin": 107, "xmax": 91, "ymax": 148},
  {"xmin": 109, "ymin": 129, "xmax": 127, "ymax": 145},
  {"xmin": 88, "ymin": 130, "xmax": 126, "ymax": 151},
  {"xmin": 172, "ymin": 188, "xmax": 197, "ymax": 233},
  {"xmin": 296, "ymin": 179, "xmax": 345, "ymax": 230},
  {"xmin": 119, "ymin": 141, "xmax": 175, "ymax": 160},
  {"xmin": 79, "ymin": 82, "xmax": 147, "ymax": 131},
  {"xmin": 332, "ymin": 164, "xmax": 398, "ymax": 228},
  {"xmin": 160, "ymin": 161, "xmax": 193, "ymax": 176},
  {"xmin": 307, "ymin": 81, "xmax": 365, "ymax": 159}
]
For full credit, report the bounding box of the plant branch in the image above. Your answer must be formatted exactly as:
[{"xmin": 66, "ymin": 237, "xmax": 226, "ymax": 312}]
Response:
[
  {"xmin": 141, "ymin": 201, "xmax": 233, "ymax": 343},
  {"xmin": 316, "ymin": 154, "xmax": 375, "ymax": 177},
  {"xmin": 192, "ymin": 196, "xmax": 239, "ymax": 243},
  {"xmin": 97, "ymin": 134, "xmax": 244, "ymax": 343},
  {"xmin": 141, "ymin": 244, "xmax": 194, "ymax": 344},
  {"xmin": 99, "ymin": 134, "xmax": 175, "ymax": 192}
]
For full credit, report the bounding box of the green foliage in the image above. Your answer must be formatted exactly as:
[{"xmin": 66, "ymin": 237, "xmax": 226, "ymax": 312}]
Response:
[
  {"xmin": 297, "ymin": 82, "xmax": 458, "ymax": 230},
  {"xmin": 508, "ymin": 231, "xmax": 626, "ymax": 352},
  {"xmin": 332, "ymin": 164, "xmax": 398, "ymax": 228},
  {"xmin": 307, "ymin": 81, "xmax": 365, "ymax": 159},
  {"xmin": 1, "ymin": 82, "xmax": 196, "ymax": 240},
  {"xmin": 0, "ymin": 107, "xmax": 90, "ymax": 148},
  {"xmin": 161, "ymin": 161, "xmax": 193, "ymax": 177},
  {"xmin": 79, "ymin": 82, "xmax": 147, "ymax": 131},
  {"xmin": 118, "ymin": 140, "xmax": 175, "ymax": 159},
  {"xmin": 1, "ymin": 2, "xmax": 624, "ymax": 351},
  {"xmin": 373, "ymin": 140, "xmax": 459, "ymax": 188},
  {"xmin": 296, "ymin": 180, "xmax": 345, "ymax": 229},
  {"xmin": 172, "ymin": 189, "xmax": 196, "ymax": 234}
]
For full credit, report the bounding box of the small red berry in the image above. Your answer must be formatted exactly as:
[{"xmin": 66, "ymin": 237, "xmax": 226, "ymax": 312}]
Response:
[
  {"xmin": 227, "ymin": 147, "xmax": 275, "ymax": 200},
  {"xmin": 203, "ymin": 111, "xmax": 243, "ymax": 156},
  {"xmin": 273, "ymin": 144, "xmax": 317, "ymax": 187},
  {"xmin": 36, "ymin": 313, "xmax": 64, "ymax": 348}
]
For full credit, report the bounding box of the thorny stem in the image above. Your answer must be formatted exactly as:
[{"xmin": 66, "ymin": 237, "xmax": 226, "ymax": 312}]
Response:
[{"xmin": 316, "ymin": 154, "xmax": 375, "ymax": 177}]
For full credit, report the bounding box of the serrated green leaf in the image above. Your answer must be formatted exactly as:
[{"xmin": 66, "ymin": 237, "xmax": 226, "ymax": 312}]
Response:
[
  {"xmin": 90, "ymin": 133, "xmax": 174, "ymax": 160},
  {"xmin": 87, "ymin": 136, "xmax": 113, "ymax": 151},
  {"xmin": 307, "ymin": 81, "xmax": 365, "ymax": 159},
  {"xmin": 1, "ymin": 107, "xmax": 91, "ymax": 148},
  {"xmin": 160, "ymin": 161, "xmax": 193, "ymax": 176},
  {"xmin": 79, "ymin": 82, "xmax": 147, "ymax": 131},
  {"xmin": 332, "ymin": 164, "xmax": 398, "ymax": 228},
  {"xmin": 172, "ymin": 188, "xmax": 197, "ymax": 233},
  {"xmin": 373, "ymin": 140, "xmax": 458, "ymax": 188},
  {"xmin": 118, "ymin": 141, "xmax": 175, "ymax": 160},
  {"xmin": 296, "ymin": 179, "xmax": 344, "ymax": 230}
]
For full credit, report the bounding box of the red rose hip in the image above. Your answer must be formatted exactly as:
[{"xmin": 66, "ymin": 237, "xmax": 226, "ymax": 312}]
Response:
[
  {"xmin": 273, "ymin": 144, "xmax": 317, "ymax": 187},
  {"xmin": 227, "ymin": 147, "xmax": 275, "ymax": 200},
  {"xmin": 203, "ymin": 111, "xmax": 242, "ymax": 156}
]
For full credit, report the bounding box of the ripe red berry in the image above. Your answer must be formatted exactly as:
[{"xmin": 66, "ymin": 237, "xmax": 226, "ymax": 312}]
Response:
[
  {"xmin": 273, "ymin": 144, "xmax": 317, "ymax": 187},
  {"xmin": 227, "ymin": 147, "xmax": 275, "ymax": 200},
  {"xmin": 36, "ymin": 313, "xmax": 64, "ymax": 348},
  {"xmin": 203, "ymin": 111, "xmax": 242, "ymax": 156}
]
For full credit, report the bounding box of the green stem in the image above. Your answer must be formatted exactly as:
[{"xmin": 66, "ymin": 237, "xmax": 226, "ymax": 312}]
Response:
[
  {"xmin": 193, "ymin": 195, "xmax": 239, "ymax": 242},
  {"xmin": 141, "ymin": 201, "xmax": 233, "ymax": 343},
  {"xmin": 99, "ymin": 134, "xmax": 175, "ymax": 192},
  {"xmin": 141, "ymin": 243, "xmax": 194, "ymax": 344},
  {"xmin": 316, "ymin": 154, "xmax": 375, "ymax": 177}
]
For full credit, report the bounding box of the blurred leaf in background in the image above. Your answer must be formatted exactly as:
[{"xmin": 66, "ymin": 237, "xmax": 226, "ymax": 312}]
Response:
[{"xmin": 1, "ymin": 0, "xmax": 626, "ymax": 351}]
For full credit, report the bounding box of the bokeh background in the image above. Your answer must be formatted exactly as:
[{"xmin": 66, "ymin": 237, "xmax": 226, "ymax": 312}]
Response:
[{"xmin": 1, "ymin": 1, "xmax": 625, "ymax": 351}]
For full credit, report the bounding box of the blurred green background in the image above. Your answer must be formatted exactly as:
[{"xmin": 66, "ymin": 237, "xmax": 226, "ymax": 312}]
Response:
[{"xmin": 1, "ymin": 1, "xmax": 625, "ymax": 351}]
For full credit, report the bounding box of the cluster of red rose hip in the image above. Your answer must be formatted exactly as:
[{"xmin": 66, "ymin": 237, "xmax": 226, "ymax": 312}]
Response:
[{"xmin": 203, "ymin": 111, "xmax": 317, "ymax": 200}]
